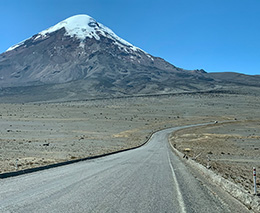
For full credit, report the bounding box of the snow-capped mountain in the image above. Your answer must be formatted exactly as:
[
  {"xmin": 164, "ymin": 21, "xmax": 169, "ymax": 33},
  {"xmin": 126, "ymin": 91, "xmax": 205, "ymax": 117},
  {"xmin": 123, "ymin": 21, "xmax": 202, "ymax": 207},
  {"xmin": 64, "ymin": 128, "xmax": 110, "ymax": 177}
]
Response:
[
  {"xmin": 0, "ymin": 14, "xmax": 215, "ymax": 102},
  {"xmin": 7, "ymin": 15, "xmax": 140, "ymax": 53}
]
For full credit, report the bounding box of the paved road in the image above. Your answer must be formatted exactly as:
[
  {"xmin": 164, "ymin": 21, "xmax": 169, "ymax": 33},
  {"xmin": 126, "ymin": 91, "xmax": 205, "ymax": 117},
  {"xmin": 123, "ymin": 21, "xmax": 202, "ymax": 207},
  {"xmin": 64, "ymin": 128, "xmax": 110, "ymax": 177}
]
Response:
[{"xmin": 0, "ymin": 125, "xmax": 250, "ymax": 213}]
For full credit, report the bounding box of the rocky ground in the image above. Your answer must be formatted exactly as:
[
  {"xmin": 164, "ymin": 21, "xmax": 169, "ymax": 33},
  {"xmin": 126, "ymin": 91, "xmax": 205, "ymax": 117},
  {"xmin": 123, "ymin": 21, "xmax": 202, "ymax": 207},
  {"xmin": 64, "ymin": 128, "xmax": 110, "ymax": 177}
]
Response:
[
  {"xmin": 1, "ymin": 86, "xmax": 260, "ymax": 196},
  {"xmin": 170, "ymin": 120, "xmax": 260, "ymax": 195},
  {"xmin": 168, "ymin": 87, "xmax": 260, "ymax": 195}
]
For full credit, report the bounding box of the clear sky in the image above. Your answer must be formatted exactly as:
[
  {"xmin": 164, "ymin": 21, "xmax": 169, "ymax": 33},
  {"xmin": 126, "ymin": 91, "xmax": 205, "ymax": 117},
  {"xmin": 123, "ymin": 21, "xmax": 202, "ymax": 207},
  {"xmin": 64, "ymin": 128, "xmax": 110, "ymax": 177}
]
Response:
[{"xmin": 1, "ymin": 0, "xmax": 260, "ymax": 75}]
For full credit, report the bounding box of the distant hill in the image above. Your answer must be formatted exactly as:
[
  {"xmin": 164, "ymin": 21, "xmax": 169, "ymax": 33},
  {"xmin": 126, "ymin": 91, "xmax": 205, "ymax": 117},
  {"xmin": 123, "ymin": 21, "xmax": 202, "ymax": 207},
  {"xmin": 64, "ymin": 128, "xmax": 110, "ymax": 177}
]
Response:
[{"xmin": 208, "ymin": 72, "xmax": 260, "ymax": 87}]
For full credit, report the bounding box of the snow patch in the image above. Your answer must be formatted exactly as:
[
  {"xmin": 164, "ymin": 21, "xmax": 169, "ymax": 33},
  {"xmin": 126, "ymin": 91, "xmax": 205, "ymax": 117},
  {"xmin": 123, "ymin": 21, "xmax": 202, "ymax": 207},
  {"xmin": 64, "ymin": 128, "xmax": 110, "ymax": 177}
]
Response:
[
  {"xmin": 147, "ymin": 54, "xmax": 154, "ymax": 61},
  {"xmin": 34, "ymin": 34, "xmax": 42, "ymax": 40},
  {"xmin": 7, "ymin": 44, "xmax": 21, "ymax": 52},
  {"xmin": 79, "ymin": 41, "xmax": 85, "ymax": 49},
  {"xmin": 6, "ymin": 40, "xmax": 26, "ymax": 52}
]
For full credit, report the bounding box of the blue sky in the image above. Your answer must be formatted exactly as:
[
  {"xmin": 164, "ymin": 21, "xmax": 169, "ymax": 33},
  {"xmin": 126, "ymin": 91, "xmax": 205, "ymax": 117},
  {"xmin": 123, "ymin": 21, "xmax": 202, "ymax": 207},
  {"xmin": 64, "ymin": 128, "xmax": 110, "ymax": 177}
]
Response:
[{"xmin": 1, "ymin": 0, "xmax": 260, "ymax": 75}]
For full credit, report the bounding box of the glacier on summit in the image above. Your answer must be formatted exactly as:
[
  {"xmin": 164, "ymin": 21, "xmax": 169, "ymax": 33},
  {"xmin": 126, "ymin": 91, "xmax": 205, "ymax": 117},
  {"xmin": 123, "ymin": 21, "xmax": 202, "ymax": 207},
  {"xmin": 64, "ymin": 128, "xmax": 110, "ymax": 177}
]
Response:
[{"xmin": 7, "ymin": 14, "xmax": 140, "ymax": 52}]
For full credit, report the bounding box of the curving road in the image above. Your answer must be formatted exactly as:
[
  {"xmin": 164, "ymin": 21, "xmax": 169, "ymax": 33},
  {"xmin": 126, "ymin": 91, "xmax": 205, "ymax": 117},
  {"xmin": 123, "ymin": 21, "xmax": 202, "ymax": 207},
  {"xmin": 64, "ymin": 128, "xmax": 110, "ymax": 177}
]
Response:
[{"xmin": 0, "ymin": 125, "xmax": 249, "ymax": 213}]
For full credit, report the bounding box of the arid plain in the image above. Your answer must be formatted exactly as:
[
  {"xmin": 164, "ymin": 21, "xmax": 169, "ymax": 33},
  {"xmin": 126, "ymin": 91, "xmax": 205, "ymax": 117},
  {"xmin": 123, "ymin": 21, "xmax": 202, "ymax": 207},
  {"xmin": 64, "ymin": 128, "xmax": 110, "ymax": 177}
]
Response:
[{"xmin": 1, "ymin": 86, "xmax": 260, "ymax": 195}]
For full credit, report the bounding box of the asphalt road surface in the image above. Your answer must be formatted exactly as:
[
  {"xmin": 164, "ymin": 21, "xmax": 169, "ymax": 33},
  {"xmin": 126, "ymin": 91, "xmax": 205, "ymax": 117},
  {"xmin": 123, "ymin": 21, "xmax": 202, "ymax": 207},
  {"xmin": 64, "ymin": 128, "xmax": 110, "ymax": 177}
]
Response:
[{"xmin": 0, "ymin": 125, "xmax": 250, "ymax": 213}]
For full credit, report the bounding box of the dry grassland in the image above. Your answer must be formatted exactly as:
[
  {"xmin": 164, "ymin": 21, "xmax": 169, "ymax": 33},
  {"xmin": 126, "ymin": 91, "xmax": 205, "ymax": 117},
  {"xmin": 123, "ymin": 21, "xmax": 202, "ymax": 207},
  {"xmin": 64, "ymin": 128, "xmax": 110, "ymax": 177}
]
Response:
[{"xmin": 1, "ymin": 87, "xmax": 260, "ymax": 194}]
